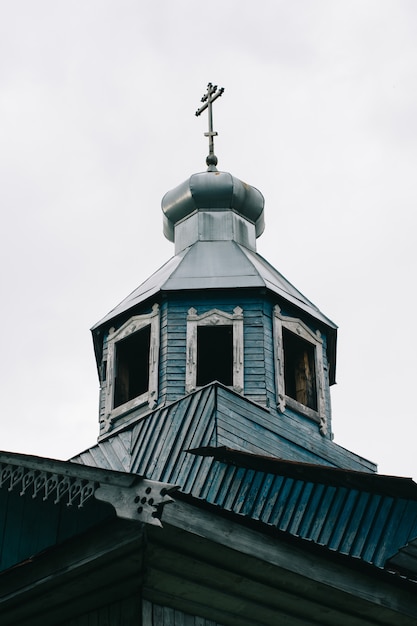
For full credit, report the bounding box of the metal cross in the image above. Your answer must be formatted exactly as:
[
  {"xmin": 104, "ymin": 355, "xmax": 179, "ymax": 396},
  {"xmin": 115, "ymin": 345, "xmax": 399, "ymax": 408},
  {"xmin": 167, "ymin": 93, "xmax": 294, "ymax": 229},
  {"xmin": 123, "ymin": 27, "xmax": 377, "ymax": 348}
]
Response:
[{"xmin": 195, "ymin": 83, "xmax": 224, "ymax": 169}]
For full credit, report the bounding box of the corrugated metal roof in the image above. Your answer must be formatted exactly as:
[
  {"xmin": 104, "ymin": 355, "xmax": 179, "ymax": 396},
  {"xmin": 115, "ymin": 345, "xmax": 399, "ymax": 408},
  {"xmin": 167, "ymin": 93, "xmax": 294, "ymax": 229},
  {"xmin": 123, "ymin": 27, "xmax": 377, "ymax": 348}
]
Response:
[
  {"xmin": 71, "ymin": 383, "xmax": 417, "ymax": 573},
  {"xmin": 72, "ymin": 384, "xmax": 376, "ymax": 476},
  {"xmin": 183, "ymin": 450, "xmax": 417, "ymax": 570},
  {"xmin": 72, "ymin": 385, "xmax": 218, "ymax": 478},
  {"xmin": 73, "ymin": 424, "xmax": 417, "ymax": 571},
  {"xmin": 190, "ymin": 446, "xmax": 417, "ymax": 500}
]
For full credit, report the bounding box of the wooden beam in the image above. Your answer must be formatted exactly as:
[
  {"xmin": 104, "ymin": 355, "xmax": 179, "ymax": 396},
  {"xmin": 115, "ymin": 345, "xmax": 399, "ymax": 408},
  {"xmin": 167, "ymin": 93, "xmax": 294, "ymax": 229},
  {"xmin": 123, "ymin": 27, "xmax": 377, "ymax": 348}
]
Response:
[
  {"xmin": 0, "ymin": 520, "xmax": 144, "ymax": 626},
  {"xmin": 157, "ymin": 500, "xmax": 417, "ymax": 625}
]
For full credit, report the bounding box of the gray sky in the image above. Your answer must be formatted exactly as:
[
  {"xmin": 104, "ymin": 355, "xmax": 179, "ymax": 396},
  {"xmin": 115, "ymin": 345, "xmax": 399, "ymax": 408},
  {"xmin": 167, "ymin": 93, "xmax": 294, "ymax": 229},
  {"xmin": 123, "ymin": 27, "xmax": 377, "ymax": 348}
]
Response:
[{"xmin": 1, "ymin": 1, "xmax": 416, "ymax": 479}]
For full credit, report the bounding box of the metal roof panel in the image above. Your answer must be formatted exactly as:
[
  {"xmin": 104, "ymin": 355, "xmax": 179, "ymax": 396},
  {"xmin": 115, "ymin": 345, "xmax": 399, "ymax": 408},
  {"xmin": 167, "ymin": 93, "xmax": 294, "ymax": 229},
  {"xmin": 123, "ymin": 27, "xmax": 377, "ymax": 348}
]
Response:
[
  {"xmin": 92, "ymin": 240, "xmax": 336, "ymax": 335},
  {"xmin": 91, "ymin": 252, "xmax": 187, "ymax": 329},
  {"xmin": 71, "ymin": 385, "xmax": 414, "ymax": 571},
  {"xmin": 238, "ymin": 246, "xmax": 337, "ymax": 329}
]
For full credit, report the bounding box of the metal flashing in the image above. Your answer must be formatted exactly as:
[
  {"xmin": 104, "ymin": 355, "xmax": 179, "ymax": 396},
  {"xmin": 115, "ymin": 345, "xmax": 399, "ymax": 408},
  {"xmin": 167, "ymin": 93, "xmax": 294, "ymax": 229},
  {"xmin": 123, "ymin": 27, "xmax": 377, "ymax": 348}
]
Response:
[{"xmin": 188, "ymin": 446, "xmax": 417, "ymax": 500}]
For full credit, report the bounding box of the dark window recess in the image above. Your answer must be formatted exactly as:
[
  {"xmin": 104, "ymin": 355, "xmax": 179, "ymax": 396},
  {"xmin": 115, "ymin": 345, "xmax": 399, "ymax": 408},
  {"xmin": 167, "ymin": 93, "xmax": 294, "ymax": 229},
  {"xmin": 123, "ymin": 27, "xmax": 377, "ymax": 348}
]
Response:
[
  {"xmin": 197, "ymin": 326, "xmax": 233, "ymax": 387},
  {"xmin": 114, "ymin": 325, "xmax": 151, "ymax": 408},
  {"xmin": 101, "ymin": 360, "xmax": 107, "ymax": 383},
  {"xmin": 283, "ymin": 328, "xmax": 317, "ymax": 411}
]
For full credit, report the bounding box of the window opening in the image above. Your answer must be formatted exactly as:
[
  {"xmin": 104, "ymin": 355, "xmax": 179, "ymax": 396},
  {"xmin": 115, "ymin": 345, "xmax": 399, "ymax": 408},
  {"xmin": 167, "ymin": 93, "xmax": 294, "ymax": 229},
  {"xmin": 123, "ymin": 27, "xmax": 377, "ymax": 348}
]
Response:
[
  {"xmin": 186, "ymin": 306, "xmax": 244, "ymax": 394},
  {"xmin": 113, "ymin": 325, "xmax": 151, "ymax": 409},
  {"xmin": 273, "ymin": 305, "xmax": 327, "ymax": 435},
  {"xmin": 283, "ymin": 328, "xmax": 317, "ymax": 411},
  {"xmin": 196, "ymin": 325, "xmax": 233, "ymax": 387}
]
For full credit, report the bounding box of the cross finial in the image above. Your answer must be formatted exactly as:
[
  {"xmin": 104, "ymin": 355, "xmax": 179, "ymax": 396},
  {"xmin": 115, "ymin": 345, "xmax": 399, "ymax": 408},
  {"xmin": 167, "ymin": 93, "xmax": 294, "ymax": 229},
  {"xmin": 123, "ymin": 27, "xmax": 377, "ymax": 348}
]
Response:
[{"xmin": 195, "ymin": 83, "xmax": 224, "ymax": 170}]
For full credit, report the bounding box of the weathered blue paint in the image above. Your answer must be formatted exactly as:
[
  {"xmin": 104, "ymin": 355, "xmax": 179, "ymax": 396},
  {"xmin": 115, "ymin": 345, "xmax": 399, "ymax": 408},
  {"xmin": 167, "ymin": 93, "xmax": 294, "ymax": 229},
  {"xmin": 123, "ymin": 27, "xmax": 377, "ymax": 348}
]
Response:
[
  {"xmin": 75, "ymin": 384, "xmax": 376, "ymax": 478},
  {"xmin": 193, "ymin": 458, "xmax": 417, "ymax": 569},
  {"xmin": 73, "ymin": 395, "xmax": 417, "ymax": 572},
  {"xmin": 97, "ymin": 290, "xmax": 334, "ymax": 444},
  {"xmin": 0, "ymin": 487, "xmax": 113, "ymax": 573}
]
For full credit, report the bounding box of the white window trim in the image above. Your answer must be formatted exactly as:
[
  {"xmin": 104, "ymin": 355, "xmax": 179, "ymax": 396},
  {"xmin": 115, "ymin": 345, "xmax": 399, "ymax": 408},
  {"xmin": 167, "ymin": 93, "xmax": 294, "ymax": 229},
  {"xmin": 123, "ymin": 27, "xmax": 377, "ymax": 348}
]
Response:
[
  {"xmin": 186, "ymin": 306, "xmax": 244, "ymax": 394},
  {"xmin": 104, "ymin": 303, "xmax": 160, "ymax": 423},
  {"xmin": 273, "ymin": 305, "xmax": 327, "ymax": 435}
]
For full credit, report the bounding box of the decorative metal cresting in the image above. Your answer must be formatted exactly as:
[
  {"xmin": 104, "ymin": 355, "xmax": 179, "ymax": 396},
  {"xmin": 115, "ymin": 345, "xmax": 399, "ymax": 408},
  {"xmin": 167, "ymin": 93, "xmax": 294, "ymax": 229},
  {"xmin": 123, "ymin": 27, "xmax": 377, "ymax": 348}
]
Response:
[{"xmin": 195, "ymin": 82, "xmax": 224, "ymax": 170}]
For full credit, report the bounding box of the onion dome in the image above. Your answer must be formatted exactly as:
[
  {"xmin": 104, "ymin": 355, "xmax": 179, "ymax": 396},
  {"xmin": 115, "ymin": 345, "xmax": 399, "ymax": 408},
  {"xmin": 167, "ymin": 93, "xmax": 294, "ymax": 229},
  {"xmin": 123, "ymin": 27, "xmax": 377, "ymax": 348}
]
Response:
[{"xmin": 162, "ymin": 170, "xmax": 265, "ymax": 253}]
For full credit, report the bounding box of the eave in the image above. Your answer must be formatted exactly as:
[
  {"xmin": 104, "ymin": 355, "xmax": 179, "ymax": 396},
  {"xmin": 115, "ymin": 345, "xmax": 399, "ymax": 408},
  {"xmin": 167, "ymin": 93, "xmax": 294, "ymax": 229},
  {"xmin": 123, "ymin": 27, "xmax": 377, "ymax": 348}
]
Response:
[
  {"xmin": 2, "ymin": 499, "xmax": 416, "ymax": 626},
  {"xmin": 90, "ymin": 240, "xmax": 338, "ymax": 383},
  {"xmin": 0, "ymin": 450, "xmax": 176, "ymax": 528},
  {"xmin": 147, "ymin": 500, "xmax": 417, "ymax": 625}
]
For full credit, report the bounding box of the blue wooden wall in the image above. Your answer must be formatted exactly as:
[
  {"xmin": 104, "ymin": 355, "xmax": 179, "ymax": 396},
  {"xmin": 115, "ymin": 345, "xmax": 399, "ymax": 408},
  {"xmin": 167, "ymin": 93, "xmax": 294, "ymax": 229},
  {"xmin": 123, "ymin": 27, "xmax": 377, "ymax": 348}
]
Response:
[
  {"xmin": 0, "ymin": 488, "xmax": 114, "ymax": 573},
  {"xmin": 97, "ymin": 289, "xmax": 333, "ymax": 443}
]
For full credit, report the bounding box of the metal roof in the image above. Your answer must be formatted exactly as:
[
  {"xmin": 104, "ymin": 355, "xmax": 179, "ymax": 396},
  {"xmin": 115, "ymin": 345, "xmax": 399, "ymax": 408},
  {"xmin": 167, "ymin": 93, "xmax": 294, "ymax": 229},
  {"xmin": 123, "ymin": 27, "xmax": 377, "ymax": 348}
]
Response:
[
  {"xmin": 162, "ymin": 170, "xmax": 265, "ymax": 242},
  {"xmin": 92, "ymin": 240, "xmax": 337, "ymax": 332},
  {"xmin": 72, "ymin": 384, "xmax": 376, "ymax": 476},
  {"xmin": 190, "ymin": 453, "xmax": 417, "ymax": 570},
  {"xmin": 71, "ymin": 384, "xmax": 417, "ymax": 573},
  {"xmin": 190, "ymin": 446, "xmax": 417, "ymax": 500}
]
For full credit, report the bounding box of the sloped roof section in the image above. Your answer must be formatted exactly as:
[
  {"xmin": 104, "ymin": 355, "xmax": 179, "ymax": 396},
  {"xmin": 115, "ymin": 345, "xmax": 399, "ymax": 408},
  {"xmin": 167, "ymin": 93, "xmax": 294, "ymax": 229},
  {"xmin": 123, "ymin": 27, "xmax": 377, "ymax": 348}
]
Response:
[
  {"xmin": 92, "ymin": 252, "xmax": 187, "ymax": 329},
  {"xmin": 71, "ymin": 383, "xmax": 417, "ymax": 575},
  {"xmin": 92, "ymin": 240, "xmax": 336, "ymax": 332},
  {"xmin": 186, "ymin": 447, "xmax": 417, "ymax": 571},
  {"xmin": 72, "ymin": 384, "xmax": 376, "ymax": 476},
  {"xmin": 239, "ymin": 246, "xmax": 336, "ymax": 328}
]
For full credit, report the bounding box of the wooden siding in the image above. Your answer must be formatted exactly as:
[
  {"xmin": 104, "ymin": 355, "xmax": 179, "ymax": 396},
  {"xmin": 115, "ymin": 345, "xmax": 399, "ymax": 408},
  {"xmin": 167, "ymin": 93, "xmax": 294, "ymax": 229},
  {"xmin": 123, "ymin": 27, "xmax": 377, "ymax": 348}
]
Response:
[
  {"xmin": 157, "ymin": 291, "xmax": 335, "ymax": 417},
  {"xmin": 97, "ymin": 289, "xmax": 335, "ymax": 444},
  {"xmin": 242, "ymin": 303, "xmax": 267, "ymax": 405},
  {"xmin": 214, "ymin": 386, "xmax": 372, "ymax": 470},
  {"xmin": 98, "ymin": 335, "xmax": 108, "ymax": 432},
  {"xmin": 262, "ymin": 300, "xmax": 276, "ymax": 408},
  {"xmin": 143, "ymin": 600, "xmax": 224, "ymax": 626},
  {"xmin": 160, "ymin": 299, "xmax": 187, "ymax": 402},
  {"xmin": 0, "ymin": 487, "xmax": 113, "ymax": 572}
]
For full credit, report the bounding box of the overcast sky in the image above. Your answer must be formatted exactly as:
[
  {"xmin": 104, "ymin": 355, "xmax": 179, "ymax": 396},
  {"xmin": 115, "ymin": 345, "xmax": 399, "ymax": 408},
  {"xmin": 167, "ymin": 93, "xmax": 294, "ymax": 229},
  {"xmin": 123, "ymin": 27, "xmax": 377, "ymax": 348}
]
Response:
[{"xmin": 1, "ymin": 1, "xmax": 416, "ymax": 479}]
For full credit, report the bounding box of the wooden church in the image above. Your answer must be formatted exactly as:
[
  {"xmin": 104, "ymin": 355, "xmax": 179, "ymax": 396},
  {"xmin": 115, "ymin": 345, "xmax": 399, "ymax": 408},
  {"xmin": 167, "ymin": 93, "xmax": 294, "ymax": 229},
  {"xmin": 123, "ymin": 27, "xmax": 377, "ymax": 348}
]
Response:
[{"xmin": 1, "ymin": 85, "xmax": 417, "ymax": 625}]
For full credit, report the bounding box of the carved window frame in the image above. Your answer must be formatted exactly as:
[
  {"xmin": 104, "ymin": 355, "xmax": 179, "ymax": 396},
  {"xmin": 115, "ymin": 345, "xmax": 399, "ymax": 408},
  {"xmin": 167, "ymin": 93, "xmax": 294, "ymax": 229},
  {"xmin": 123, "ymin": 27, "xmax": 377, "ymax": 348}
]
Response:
[
  {"xmin": 104, "ymin": 303, "xmax": 160, "ymax": 423},
  {"xmin": 186, "ymin": 307, "xmax": 244, "ymax": 394},
  {"xmin": 273, "ymin": 305, "xmax": 327, "ymax": 435}
]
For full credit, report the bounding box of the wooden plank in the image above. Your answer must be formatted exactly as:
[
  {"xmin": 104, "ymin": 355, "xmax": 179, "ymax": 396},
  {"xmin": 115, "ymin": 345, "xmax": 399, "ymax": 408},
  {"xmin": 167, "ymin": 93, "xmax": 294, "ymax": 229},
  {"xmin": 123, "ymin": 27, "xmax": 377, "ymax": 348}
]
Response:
[
  {"xmin": 145, "ymin": 529, "xmax": 388, "ymax": 626},
  {"xmin": 160, "ymin": 501, "xmax": 417, "ymax": 624},
  {"xmin": 215, "ymin": 387, "xmax": 376, "ymax": 471},
  {"xmin": 0, "ymin": 520, "xmax": 144, "ymax": 626}
]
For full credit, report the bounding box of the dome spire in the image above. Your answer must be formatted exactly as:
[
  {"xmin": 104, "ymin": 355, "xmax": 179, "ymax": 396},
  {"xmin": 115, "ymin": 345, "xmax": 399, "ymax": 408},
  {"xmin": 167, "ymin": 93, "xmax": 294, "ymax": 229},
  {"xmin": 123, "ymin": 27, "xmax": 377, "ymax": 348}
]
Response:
[{"xmin": 195, "ymin": 82, "xmax": 224, "ymax": 171}]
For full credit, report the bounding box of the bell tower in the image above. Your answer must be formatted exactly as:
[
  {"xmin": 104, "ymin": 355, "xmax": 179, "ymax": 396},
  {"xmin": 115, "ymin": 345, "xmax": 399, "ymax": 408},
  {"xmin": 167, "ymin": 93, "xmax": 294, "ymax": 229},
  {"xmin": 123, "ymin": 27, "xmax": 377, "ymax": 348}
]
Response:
[{"xmin": 89, "ymin": 84, "xmax": 370, "ymax": 472}]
